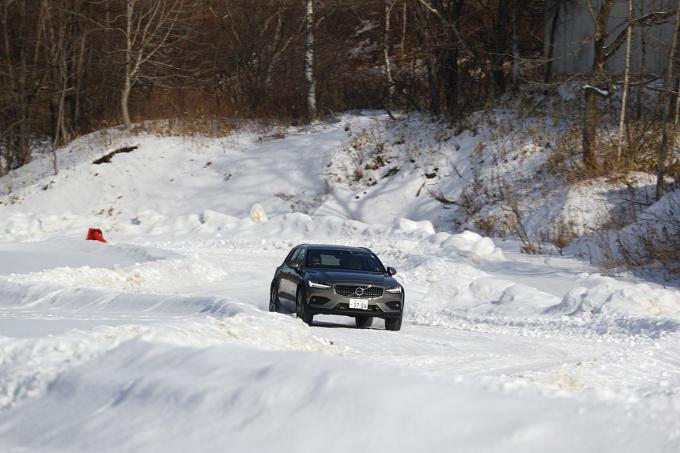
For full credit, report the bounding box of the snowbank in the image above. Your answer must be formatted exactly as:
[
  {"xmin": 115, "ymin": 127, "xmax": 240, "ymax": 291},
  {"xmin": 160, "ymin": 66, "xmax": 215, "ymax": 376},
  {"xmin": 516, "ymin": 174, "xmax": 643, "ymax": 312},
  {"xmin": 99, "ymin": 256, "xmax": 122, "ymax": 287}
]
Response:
[
  {"xmin": 549, "ymin": 274, "xmax": 680, "ymax": 318},
  {"xmin": 0, "ymin": 339, "xmax": 668, "ymax": 453},
  {"xmin": 6, "ymin": 255, "xmax": 227, "ymax": 294},
  {"xmin": 434, "ymin": 230, "xmax": 506, "ymax": 262},
  {"xmin": 0, "ymin": 312, "xmax": 334, "ymax": 412},
  {"xmin": 0, "ymin": 238, "xmax": 173, "ymax": 274}
]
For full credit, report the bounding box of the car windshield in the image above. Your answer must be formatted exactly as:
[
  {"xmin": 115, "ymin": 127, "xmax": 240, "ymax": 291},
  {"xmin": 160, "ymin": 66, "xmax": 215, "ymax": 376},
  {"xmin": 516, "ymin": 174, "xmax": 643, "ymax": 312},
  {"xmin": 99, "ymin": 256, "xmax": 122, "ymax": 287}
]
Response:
[{"xmin": 305, "ymin": 249, "xmax": 385, "ymax": 273}]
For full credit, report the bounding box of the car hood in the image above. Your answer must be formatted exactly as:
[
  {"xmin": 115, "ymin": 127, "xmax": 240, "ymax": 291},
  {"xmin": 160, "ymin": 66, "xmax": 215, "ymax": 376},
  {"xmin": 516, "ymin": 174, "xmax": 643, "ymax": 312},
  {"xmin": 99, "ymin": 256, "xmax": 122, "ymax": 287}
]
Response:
[{"xmin": 305, "ymin": 269, "xmax": 398, "ymax": 287}]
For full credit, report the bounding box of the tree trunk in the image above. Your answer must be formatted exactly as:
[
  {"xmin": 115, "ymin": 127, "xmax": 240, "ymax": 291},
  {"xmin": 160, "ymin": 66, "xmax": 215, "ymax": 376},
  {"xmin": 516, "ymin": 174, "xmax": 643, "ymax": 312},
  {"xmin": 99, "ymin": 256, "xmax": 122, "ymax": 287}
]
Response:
[
  {"xmin": 400, "ymin": 0, "xmax": 407, "ymax": 56},
  {"xmin": 305, "ymin": 0, "xmax": 317, "ymax": 121},
  {"xmin": 384, "ymin": 0, "xmax": 396, "ymax": 105},
  {"xmin": 122, "ymin": 0, "xmax": 133, "ymax": 127},
  {"xmin": 122, "ymin": 76, "xmax": 132, "ymax": 128},
  {"xmin": 510, "ymin": 0, "xmax": 520, "ymax": 91},
  {"xmin": 439, "ymin": 45, "xmax": 459, "ymax": 115},
  {"xmin": 635, "ymin": 1, "xmax": 646, "ymax": 120},
  {"xmin": 656, "ymin": 0, "xmax": 680, "ymax": 199},
  {"xmin": 491, "ymin": 0, "xmax": 510, "ymax": 94},
  {"xmin": 583, "ymin": 89, "xmax": 600, "ymax": 171},
  {"xmin": 675, "ymin": 77, "xmax": 680, "ymax": 188},
  {"xmin": 73, "ymin": 32, "xmax": 87, "ymax": 130},
  {"xmin": 582, "ymin": 0, "xmax": 615, "ymax": 175},
  {"xmin": 438, "ymin": 0, "xmax": 462, "ymax": 116},
  {"xmin": 675, "ymin": 78, "xmax": 680, "ymax": 128},
  {"xmin": 426, "ymin": 59, "xmax": 440, "ymax": 115},
  {"xmin": 617, "ymin": 0, "xmax": 634, "ymax": 163},
  {"xmin": 544, "ymin": 0, "xmax": 560, "ymax": 84},
  {"xmin": 52, "ymin": 45, "xmax": 70, "ymax": 176}
]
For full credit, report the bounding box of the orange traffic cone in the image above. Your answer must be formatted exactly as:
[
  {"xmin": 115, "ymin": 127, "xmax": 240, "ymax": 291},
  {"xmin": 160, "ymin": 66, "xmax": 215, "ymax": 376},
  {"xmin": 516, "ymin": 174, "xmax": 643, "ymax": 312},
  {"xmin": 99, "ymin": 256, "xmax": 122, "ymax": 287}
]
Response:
[{"xmin": 86, "ymin": 228, "xmax": 107, "ymax": 243}]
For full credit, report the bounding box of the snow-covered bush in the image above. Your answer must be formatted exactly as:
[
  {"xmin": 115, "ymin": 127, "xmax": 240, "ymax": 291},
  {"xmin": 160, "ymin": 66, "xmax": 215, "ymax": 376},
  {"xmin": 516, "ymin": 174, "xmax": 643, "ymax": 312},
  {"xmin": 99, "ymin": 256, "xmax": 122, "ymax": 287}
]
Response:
[{"xmin": 573, "ymin": 189, "xmax": 680, "ymax": 278}]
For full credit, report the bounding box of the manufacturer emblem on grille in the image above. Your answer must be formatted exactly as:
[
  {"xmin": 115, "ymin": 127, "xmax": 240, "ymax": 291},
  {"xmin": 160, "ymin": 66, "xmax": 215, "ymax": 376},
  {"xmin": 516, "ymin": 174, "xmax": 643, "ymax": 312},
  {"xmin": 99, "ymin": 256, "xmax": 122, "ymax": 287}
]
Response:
[{"xmin": 354, "ymin": 287, "xmax": 366, "ymax": 297}]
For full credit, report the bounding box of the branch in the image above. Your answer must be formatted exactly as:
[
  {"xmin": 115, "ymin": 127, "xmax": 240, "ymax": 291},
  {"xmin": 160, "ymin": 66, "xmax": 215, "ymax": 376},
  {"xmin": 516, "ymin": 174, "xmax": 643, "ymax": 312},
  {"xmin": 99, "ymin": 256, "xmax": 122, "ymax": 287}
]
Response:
[
  {"xmin": 583, "ymin": 84, "xmax": 611, "ymax": 97},
  {"xmin": 415, "ymin": 0, "xmax": 472, "ymax": 56},
  {"xmin": 604, "ymin": 10, "xmax": 674, "ymax": 60},
  {"xmin": 585, "ymin": 0, "xmax": 597, "ymax": 23},
  {"xmin": 645, "ymin": 85, "xmax": 679, "ymax": 96}
]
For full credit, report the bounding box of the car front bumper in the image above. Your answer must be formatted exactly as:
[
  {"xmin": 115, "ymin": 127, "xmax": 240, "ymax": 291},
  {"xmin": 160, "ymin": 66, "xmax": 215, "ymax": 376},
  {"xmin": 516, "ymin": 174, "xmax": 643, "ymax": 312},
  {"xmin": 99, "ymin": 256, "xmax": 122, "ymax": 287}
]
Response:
[{"xmin": 305, "ymin": 286, "xmax": 404, "ymax": 319}]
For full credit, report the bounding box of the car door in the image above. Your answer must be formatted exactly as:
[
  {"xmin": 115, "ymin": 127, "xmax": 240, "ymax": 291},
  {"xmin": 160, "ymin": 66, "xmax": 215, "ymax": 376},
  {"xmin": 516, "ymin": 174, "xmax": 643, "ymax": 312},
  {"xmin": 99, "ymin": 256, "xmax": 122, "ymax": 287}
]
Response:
[
  {"xmin": 278, "ymin": 247, "xmax": 301, "ymax": 306},
  {"xmin": 288, "ymin": 248, "xmax": 306, "ymax": 301}
]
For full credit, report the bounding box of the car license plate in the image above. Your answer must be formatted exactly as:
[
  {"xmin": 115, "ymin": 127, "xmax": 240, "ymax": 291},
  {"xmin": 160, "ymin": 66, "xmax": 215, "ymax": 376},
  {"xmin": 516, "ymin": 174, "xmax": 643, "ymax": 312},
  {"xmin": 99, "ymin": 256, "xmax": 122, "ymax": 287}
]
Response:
[{"xmin": 349, "ymin": 299, "xmax": 368, "ymax": 310}]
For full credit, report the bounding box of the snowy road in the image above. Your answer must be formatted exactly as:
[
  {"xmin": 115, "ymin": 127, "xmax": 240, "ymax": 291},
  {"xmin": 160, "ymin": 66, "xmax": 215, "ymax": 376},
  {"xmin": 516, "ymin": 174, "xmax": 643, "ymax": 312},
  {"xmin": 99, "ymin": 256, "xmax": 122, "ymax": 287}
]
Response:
[
  {"xmin": 0, "ymin": 115, "xmax": 679, "ymax": 451},
  {"xmin": 1, "ymin": 231, "xmax": 679, "ymax": 452}
]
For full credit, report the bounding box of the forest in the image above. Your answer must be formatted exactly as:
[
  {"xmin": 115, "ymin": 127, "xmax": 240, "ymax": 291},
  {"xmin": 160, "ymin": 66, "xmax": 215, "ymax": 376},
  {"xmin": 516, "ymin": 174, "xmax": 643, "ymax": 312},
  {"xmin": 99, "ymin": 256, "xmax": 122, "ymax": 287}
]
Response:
[{"xmin": 1, "ymin": 0, "xmax": 679, "ymax": 200}]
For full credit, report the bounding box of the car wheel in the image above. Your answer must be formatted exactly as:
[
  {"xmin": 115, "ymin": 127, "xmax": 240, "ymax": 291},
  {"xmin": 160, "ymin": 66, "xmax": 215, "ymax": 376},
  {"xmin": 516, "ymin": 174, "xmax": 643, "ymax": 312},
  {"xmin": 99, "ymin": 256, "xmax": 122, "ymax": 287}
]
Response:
[
  {"xmin": 385, "ymin": 317, "xmax": 402, "ymax": 331},
  {"xmin": 355, "ymin": 316, "xmax": 373, "ymax": 329},
  {"xmin": 269, "ymin": 283, "xmax": 280, "ymax": 313},
  {"xmin": 296, "ymin": 288, "xmax": 314, "ymax": 326}
]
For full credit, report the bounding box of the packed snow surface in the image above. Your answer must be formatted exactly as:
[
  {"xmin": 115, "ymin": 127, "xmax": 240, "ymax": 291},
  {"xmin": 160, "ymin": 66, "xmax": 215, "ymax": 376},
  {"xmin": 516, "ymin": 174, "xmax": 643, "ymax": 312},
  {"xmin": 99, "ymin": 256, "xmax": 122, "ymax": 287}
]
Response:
[{"xmin": 0, "ymin": 114, "xmax": 679, "ymax": 452}]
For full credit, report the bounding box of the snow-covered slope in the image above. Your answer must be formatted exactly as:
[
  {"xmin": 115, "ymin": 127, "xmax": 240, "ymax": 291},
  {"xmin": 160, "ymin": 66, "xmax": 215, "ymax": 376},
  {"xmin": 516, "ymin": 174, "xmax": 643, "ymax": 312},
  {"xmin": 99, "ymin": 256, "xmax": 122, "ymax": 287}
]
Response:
[
  {"xmin": 1, "ymin": 106, "xmax": 672, "ymax": 262},
  {"xmin": 0, "ymin": 114, "xmax": 679, "ymax": 452}
]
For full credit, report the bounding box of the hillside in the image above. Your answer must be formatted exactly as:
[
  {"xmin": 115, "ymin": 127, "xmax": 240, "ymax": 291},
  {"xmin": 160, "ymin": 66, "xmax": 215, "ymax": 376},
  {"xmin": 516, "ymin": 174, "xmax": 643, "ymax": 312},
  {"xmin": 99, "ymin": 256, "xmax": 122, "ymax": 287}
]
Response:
[{"xmin": 3, "ymin": 94, "xmax": 677, "ymax": 278}]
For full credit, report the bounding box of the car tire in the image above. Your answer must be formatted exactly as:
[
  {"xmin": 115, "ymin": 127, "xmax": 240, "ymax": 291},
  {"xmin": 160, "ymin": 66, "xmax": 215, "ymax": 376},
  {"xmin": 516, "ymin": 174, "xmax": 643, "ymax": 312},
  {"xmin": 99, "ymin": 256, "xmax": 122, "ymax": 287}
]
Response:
[
  {"xmin": 269, "ymin": 282, "xmax": 280, "ymax": 313},
  {"xmin": 355, "ymin": 316, "xmax": 373, "ymax": 329},
  {"xmin": 385, "ymin": 316, "xmax": 402, "ymax": 331},
  {"xmin": 296, "ymin": 288, "xmax": 314, "ymax": 326}
]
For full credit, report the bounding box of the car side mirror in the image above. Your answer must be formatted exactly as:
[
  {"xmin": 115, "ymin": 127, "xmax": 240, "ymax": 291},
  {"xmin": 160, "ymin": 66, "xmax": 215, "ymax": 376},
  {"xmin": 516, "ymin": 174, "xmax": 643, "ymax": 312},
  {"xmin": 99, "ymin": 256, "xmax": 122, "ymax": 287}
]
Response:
[
  {"xmin": 387, "ymin": 266, "xmax": 397, "ymax": 276},
  {"xmin": 292, "ymin": 261, "xmax": 303, "ymax": 272}
]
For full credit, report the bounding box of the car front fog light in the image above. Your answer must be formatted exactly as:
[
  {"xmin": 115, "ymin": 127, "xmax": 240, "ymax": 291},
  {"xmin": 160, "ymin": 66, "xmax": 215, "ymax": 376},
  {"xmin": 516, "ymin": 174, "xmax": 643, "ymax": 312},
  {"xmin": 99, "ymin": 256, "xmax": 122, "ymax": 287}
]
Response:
[{"xmin": 386, "ymin": 286, "xmax": 402, "ymax": 294}]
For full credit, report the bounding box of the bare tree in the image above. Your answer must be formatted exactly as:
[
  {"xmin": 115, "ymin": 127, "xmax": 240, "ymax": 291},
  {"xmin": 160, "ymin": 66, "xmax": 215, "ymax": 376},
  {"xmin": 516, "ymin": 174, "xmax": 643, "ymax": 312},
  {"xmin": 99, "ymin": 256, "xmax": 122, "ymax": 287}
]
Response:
[
  {"xmin": 400, "ymin": 0, "xmax": 407, "ymax": 57},
  {"xmin": 582, "ymin": 0, "xmax": 673, "ymax": 174},
  {"xmin": 415, "ymin": 0, "xmax": 470, "ymax": 56},
  {"xmin": 544, "ymin": 0, "xmax": 560, "ymax": 84},
  {"xmin": 491, "ymin": 0, "xmax": 510, "ymax": 94},
  {"xmin": 510, "ymin": 0, "xmax": 520, "ymax": 91},
  {"xmin": 42, "ymin": 0, "xmax": 91, "ymax": 175},
  {"xmin": 0, "ymin": 0, "xmax": 47, "ymax": 174},
  {"xmin": 616, "ymin": 0, "xmax": 634, "ymax": 163},
  {"xmin": 383, "ymin": 0, "xmax": 397, "ymax": 105},
  {"xmin": 44, "ymin": 0, "xmax": 69, "ymax": 175},
  {"xmin": 116, "ymin": 0, "xmax": 189, "ymax": 127},
  {"xmin": 264, "ymin": 4, "xmax": 304, "ymax": 90},
  {"xmin": 305, "ymin": 0, "xmax": 316, "ymax": 120},
  {"xmin": 414, "ymin": 0, "xmax": 466, "ymax": 116},
  {"xmin": 210, "ymin": 0, "xmax": 304, "ymax": 114},
  {"xmin": 582, "ymin": 0, "xmax": 615, "ymax": 175},
  {"xmin": 657, "ymin": 0, "xmax": 680, "ymax": 199}
]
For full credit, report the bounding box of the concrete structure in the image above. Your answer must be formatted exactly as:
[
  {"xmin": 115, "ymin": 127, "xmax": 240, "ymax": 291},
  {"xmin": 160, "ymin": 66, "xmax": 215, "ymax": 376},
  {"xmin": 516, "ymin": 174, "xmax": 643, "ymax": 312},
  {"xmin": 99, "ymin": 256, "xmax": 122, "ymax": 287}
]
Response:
[{"xmin": 549, "ymin": 0, "xmax": 676, "ymax": 75}]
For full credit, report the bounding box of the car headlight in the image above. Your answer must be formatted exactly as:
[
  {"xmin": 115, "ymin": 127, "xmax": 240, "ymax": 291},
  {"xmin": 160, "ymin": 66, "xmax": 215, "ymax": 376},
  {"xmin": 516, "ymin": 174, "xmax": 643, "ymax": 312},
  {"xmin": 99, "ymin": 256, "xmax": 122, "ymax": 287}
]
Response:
[
  {"xmin": 386, "ymin": 286, "xmax": 402, "ymax": 294},
  {"xmin": 308, "ymin": 281, "xmax": 331, "ymax": 289}
]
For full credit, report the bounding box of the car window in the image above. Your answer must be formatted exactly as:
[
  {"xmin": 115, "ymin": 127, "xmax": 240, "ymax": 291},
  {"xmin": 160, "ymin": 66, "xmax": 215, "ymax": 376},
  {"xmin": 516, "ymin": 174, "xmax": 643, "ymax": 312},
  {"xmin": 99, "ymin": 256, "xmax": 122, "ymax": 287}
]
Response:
[
  {"xmin": 285, "ymin": 247, "xmax": 299, "ymax": 264},
  {"xmin": 297, "ymin": 248, "xmax": 306, "ymax": 265},
  {"xmin": 305, "ymin": 249, "xmax": 385, "ymax": 273},
  {"xmin": 318, "ymin": 253, "xmax": 340, "ymax": 266}
]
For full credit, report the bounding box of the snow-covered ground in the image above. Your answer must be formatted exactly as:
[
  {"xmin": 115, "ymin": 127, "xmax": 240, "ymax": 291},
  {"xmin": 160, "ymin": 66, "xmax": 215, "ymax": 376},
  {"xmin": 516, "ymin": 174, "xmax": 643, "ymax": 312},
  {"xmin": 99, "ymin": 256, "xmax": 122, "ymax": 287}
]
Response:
[{"xmin": 0, "ymin": 114, "xmax": 679, "ymax": 452}]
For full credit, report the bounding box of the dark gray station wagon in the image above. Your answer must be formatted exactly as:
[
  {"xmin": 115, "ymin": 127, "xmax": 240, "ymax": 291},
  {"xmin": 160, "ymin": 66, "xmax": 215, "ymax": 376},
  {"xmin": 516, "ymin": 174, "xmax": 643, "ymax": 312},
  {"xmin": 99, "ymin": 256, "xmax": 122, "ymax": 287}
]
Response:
[{"xmin": 270, "ymin": 244, "xmax": 404, "ymax": 331}]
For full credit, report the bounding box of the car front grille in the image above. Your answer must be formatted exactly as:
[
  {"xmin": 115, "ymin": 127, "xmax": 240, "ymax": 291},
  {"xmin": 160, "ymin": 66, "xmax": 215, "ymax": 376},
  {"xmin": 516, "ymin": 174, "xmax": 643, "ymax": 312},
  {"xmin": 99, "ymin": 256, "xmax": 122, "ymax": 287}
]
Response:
[{"xmin": 334, "ymin": 285, "xmax": 383, "ymax": 299}]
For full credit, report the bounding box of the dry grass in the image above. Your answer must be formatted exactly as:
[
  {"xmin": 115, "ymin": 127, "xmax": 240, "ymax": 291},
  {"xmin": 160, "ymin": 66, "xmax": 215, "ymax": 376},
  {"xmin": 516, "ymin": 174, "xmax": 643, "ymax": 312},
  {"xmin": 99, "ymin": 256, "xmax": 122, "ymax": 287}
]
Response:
[
  {"xmin": 587, "ymin": 190, "xmax": 680, "ymax": 278},
  {"xmin": 129, "ymin": 117, "xmax": 237, "ymax": 137},
  {"xmin": 544, "ymin": 220, "xmax": 580, "ymax": 255},
  {"xmin": 544, "ymin": 118, "xmax": 677, "ymax": 184}
]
